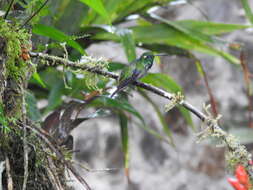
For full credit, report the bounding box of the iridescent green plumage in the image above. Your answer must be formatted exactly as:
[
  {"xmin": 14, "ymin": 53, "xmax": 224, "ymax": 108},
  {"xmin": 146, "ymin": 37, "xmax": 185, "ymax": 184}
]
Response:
[{"xmin": 110, "ymin": 52, "xmax": 155, "ymax": 97}]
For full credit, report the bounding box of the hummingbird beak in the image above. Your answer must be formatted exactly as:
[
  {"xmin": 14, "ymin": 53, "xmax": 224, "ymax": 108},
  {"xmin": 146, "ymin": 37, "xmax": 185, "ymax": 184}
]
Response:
[{"xmin": 154, "ymin": 53, "xmax": 167, "ymax": 56}]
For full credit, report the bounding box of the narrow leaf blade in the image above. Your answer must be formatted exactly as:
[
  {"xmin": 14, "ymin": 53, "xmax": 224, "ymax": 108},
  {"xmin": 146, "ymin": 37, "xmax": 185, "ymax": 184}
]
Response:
[
  {"xmin": 176, "ymin": 20, "xmax": 249, "ymax": 35},
  {"xmin": 25, "ymin": 91, "xmax": 42, "ymax": 121},
  {"xmin": 32, "ymin": 72, "xmax": 46, "ymax": 88},
  {"xmin": 118, "ymin": 112, "xmax": 129, "ymax": 176},
  {"xmin": 240, "ymin": 0, "xmax": 253, "ymax": 25},
  {"xmin": 119, "ymin": 29, "xmax": 136, "ymax": 62},
  {"xmin": 91, "ymin": 96, "xmax": 144, "ymax": 123},
  {"xmin": 33, "ymin": 24, "xmax": 85, "ymax": 54},
  {"xmin": 79, "ymin": 0, "xmax": 110, "ymax": 22},
  {"xmin": 45, "ymin": 80, "xmax": 64, "ymax": 113}
]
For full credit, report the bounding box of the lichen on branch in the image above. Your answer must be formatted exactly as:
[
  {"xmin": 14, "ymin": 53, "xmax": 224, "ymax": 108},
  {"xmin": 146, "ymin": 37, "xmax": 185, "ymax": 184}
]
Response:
[
  {"xmin": 197, "ymin": 104, "xmax": 252, "ymax": 174},
  {"xmin": 75, "ymin": 55, "xmax": 109, "ymax": 90}
]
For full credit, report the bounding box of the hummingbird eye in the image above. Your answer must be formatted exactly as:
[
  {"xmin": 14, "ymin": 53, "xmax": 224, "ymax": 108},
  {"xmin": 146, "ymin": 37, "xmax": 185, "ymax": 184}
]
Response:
[{"xmin": 143, "ymin": 55, "xmax": 147, "ymax": 59}]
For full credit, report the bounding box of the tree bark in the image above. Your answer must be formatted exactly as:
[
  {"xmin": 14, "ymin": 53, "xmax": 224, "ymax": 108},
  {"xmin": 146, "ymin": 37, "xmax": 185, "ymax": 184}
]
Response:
[{"xmin": 0, "ymin": 31, "xmax": 62, "ymax": 190}]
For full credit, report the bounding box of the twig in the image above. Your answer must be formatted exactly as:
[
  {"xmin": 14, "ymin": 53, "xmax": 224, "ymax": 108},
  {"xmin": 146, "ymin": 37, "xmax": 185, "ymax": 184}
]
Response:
[
  {"xmin": 73, "ymin": 160, "xmax": 121, "ymax": 173},
  {"xmin": 3, "ymin": 0, "xmax": 15, "ymax": 19},
  {"xmin": 187, "ymin": 0, "xmax": 210, "ymax": 21},
  {"xmin": 45, "ymin": 150, "xmax": 64, "ymax": 190},
  {"xmin": 22, "ymin": 128, "xmax": 29, "ymax": 190},
  {"xmin": 45, "ymin": 165, "xmax": 62, "ymax": 190},
  {"xmin": 5, "ymin": 155, "xmax": 13, "ymax": 190},
  {"xmin": 192, "ymin": 56, "xmax": 219, "ymax": 117},
  {"xmin": 240, "ymin": 51, "xmax": 253, "ymax": 128},
  {"xmin": 22, "ymin": 89, "xmax": 29, "ymax": 190},
  {"xmin": 20, "ymin": 0, "xmax": 49, "ymax": 28}
]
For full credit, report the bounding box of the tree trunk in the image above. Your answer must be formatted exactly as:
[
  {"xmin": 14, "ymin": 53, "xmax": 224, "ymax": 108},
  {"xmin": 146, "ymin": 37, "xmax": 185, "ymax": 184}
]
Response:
[{"xmin": 0, "ymin": 21, "xmax": 68, "ymax": 190}]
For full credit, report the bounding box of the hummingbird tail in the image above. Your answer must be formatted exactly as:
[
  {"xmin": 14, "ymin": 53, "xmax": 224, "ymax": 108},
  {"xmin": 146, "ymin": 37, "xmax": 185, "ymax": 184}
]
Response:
[
  {"xmin": 110, "ymin": 91, "xmax": 116, "ymax": 98},
  {"xmin": 110, "ymin": 88, "xmax": 120, "ymax": 98},
  {"xmin": 110, "ymin": 72, "xmax": 140, "ymax": 98}
]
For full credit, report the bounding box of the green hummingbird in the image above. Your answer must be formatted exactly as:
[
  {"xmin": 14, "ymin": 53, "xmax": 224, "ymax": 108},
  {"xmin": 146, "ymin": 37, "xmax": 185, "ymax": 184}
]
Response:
[{"xmin": 110, "ymin": 52, "xmax": 161, "ymax": 98}]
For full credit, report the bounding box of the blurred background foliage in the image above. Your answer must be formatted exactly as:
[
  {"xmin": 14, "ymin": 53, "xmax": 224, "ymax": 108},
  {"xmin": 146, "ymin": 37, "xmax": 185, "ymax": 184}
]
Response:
[{"xmin": 2, "ymin": 0, "xmax": 252, "ymax": 172}]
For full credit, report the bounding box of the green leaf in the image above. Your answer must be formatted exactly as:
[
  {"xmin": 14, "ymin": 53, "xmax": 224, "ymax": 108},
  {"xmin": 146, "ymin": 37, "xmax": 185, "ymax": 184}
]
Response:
[
  {"xmin": 104, "ymin": 0, "xmax": 125, "ymax": 17},
  {"xmin": 142, "ymin": 44, "xmax": 190, "ymax": 57},
  {"xmin": 32, "ymin": 72, "xmax": 46, "ymax": 88},
  {"xmin": 147, "ymin": 13, "xmax": 216, "ymax": 43},
  {"xmin": 194, "ymin": 59, "xmax": 205, "ymax": 76},
  {"xmin": 45, "ymin": 80, "xmax": 65, "ymax": 113},
  {"xmin": 25, "ymin": 91, "xmax": 42, "ymax": 121},
  {"xmin": 118, "ymin": 112, "xmax": 129, "ymax": 170},
  {"xmin": 141, "ymin": 73, "xmax": 182, "ymax": 93},
  {"xmin": 86, "ymin": 109, "xmax": 112, "ymax": 119},
  {"xmin": 176, "ymin": 20, "xmax": 249, "ymax": 35},
  {"xmin": 33, "ymin": 24, "xmax": 85, "ymax": 54},
  {"xmin": 79, "ymin": 0, "xmax": 110, "ymax": 22},
  {"xmin": 94, "ymin": 24, "xmax": 240, "ymax": 64},
  {"xmin": 0, "ymin": 104, "xmax": 9, "ymax": 133},
  {"xmin": 54, "ymin": 0, "xmax": 72, "ymax": 22},
  {"xmin": 39, "ymin": 68, "xmax": 62, "ymax": 89},
  {"xmin": 108, "ymin": 62, "xmax": 126, "ymax": 72},
  {"xmin": 93, "ymin": 25, "xmax": 136, "ymax": 61},
  {"xmin": 138, "ymin": 24, "xmax": 239, "ymax": 64},
  {"xmin": 119, "ymin": 29, "xmax": 136, "ymax": 62},
  {"xmin": 91, "ymin": 96, "xmax": 144, "ymax": 123},
  {"xmin": 147, "ymin": 13, "xmax": 248, "ymax": 47},
  {"xmin": 240, "ymin": 0, "xmax": 253, "ymax": 25},
  {"xmin": 114, "ymin": 0, "xmax": 172, "ymax": 22},
  {"xmin": 91, "ymin": 97, "xmax": 171, "ymax": 144},
  {"xmin": 88, "ymin": 0, "xmax": 124, "ymax": 24},
  {"xmin": 139, "ymin": 90, "xmax": 174, "ymax": 145},
  {"xmin": 131, "ymin": 24, "xmax": 239, "ymax": 64}
]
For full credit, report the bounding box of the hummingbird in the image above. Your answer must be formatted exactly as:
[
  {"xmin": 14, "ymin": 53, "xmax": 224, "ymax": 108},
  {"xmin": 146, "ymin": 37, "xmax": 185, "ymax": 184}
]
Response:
[{"xmin": 110, "ymin": 52, "xmax": 164, "ymax": 98}]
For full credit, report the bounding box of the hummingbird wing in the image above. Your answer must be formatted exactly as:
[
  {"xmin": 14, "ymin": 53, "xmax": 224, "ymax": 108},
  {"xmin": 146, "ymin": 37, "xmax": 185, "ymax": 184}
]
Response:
[{"xmin": 110, "ymin": 68, "xmax": 142, "ymax": 98}]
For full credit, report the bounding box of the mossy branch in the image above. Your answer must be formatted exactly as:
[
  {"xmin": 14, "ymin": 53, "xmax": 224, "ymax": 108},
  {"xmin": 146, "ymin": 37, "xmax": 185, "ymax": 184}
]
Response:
[{"xmin": 29, "ymin": 52, "xmax": 208, "ymax": 121}]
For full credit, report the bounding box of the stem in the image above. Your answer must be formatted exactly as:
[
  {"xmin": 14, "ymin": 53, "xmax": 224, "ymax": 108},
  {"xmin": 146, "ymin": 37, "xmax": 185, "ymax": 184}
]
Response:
[
  {"xmin": 4, "ymin": 0, "xmax": 15, "ymax": 19},
  {"xmin": 20, "ymin": 0, "xmax": 50, "ymax": 28}
]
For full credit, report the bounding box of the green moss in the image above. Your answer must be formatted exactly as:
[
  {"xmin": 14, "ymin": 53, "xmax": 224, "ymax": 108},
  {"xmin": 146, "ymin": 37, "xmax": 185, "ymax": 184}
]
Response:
[
  {"xmin": 0, "ymin": 103, "xmax": 9, "ymax": 133},
  {"xmin": 0, "ymin": 19, "xmax": 31, "ymax": 81}
]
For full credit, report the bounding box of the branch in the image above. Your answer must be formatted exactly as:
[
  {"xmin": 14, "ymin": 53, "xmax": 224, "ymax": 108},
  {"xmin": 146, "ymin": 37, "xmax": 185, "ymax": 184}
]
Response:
[
  {"xmin": 30, "ymin": 52, "xmax": 205, "ymax": 121},
  {"xmin": 22, "ymin": 128, "xmax": 29, "ymax": 190},
  {"xmin": 22, "ymin": 95, "xmax": 29, "ymax": 190},
  {"xmin": 5, "ymin": 155, "xmax": 13, "ymax": 190},
  {"xmin": 30, "ymin": 52, "xmax": 252, "ymax": 172}
]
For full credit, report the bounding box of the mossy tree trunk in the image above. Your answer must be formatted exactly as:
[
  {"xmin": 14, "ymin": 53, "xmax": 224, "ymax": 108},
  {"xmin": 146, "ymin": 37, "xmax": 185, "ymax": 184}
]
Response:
[{"xmin": 0, "ymin": 20, "xmax": 68, "ymax": 190}]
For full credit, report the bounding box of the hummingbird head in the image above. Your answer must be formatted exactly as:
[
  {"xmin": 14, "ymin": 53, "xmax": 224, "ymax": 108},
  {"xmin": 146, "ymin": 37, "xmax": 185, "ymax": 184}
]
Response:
[{"xmin": 140, "ymin": 52, "xmax": 155, "ymax": 70}]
